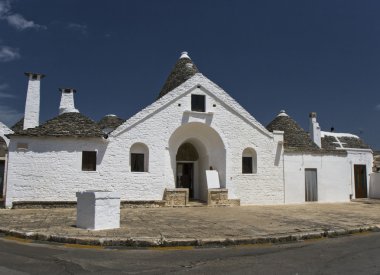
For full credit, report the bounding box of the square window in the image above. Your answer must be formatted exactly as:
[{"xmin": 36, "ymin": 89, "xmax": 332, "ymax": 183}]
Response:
[
  {"xmin": 191, "ymin": 94, "xmax": 205, "ymax": 112},
  {"xmin": 82, "ymin": 151, "xmax": 97, "ymax": 171},
  {"xmin": 131, "ymin": 153, "xmax": 145, "ymax": 172},
  {"xmin": 242, "ymin": 157, "xmax": 253, "ymax": 174}
]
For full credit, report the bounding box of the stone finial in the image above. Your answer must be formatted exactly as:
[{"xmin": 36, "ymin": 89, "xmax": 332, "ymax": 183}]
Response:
[
  {"xmin": 277, "ymin": 110, "xmax": 288, "ymax": 117},
  {"xmin": 180, "ymin": 51, "xmax": 190, "ymax": 59}
]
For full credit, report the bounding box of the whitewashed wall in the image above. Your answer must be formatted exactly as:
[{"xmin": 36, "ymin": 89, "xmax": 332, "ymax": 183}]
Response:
[
  {"xmin": 284, "ymin": 153, "xmax": 351, "ymax": 203},
  {"xmin": 346, "ymin": 149, "xmax": 373, "ymax": 199},
  {"xmin": 0, "ymin": 122, "xmax": 12, "ymax": 146},
  {"xmin": 6, "ymin": 74, "xmax": 284, "ymax": 207},
  {"xmin": 369, "ymin": 172, "xmax": 380, "ymax": 199}
]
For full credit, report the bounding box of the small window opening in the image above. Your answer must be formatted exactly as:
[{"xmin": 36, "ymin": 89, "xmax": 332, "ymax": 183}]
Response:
[
  {"xmin": 82, "ymin": 151, "xmax": 97, "ymax": 171},
  {"xmin": 191, "ymin": 94, "xmax": 205, "ymax": 112},
  {"xmin": 242, "ymin": 157, "xmax": 253, "ymax": 174},
  {"xmin": 32, "ymin": 74, "xmax": 38, "ymax": 80},
  {"xmin": 131, "ymin": 153, "xmax": 144, "ymax": 172},
  {"xmin": 242, "ymin": 148, "xmax": 257, "ymax": 174}
]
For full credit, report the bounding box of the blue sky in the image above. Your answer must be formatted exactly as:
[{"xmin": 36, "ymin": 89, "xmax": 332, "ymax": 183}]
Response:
[{"xmin": 0, "ymin": 0, "xmax": 379, "ymax": 149}]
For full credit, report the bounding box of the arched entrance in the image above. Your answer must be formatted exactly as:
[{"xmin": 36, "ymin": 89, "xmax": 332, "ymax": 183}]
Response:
[
  {"xmin": 0, "ymin": 137, "xmax": 7, "ymax": 198},
  {"xmin": 169, "ymin": 122, "xmax": 226, "ymax": 201}
]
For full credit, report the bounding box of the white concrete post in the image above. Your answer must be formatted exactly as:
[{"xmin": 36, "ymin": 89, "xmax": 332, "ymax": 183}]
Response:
[{"xmin": 76, "ymin": 191, "xmax": 120, "ymax": 230}]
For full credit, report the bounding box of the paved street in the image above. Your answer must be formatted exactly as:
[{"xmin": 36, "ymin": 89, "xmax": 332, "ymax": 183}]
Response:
[
  {"xmin": 1, "ymin": 202, "xmax": 380, "ymax": 246},
  {"xmin": 0, "ymin": 232, "xmax": 379, "ymax": 274}
]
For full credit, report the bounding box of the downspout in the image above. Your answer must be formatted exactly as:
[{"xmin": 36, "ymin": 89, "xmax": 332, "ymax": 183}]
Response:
[
  {"xmin": 3, "ymin": 149, "xmax": 9, "ymax": 208},
  {"xmin": 283, "ymin": 151, "xmax": 286, "ymax": 204}
]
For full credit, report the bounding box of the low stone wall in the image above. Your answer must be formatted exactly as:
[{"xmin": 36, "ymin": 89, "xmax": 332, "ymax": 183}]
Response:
[
  {"xmin": 120, "ymin": 200, "xmax": 166, "ymax": 208},
  {"xmin": 208, "ymin": 188, "xmax": 228, "ymax": 206},
  {"xmin": 12, "ymin": 201, "xmax": 77, "ymax": 209},
  {"xmin": 12, "ymin": 200, "xmax": 167, "ymax": 209},
  {"xmin": 163, "ymin": 188, "xmax": 189, "ymax": 207}
]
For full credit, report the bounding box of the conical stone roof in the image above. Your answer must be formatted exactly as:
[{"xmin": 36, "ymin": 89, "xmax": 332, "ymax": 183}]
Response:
[
  {"xmin": 9, "ymin": 112, "xmax": 104, "ymax": 138},
  {"xmin": 266, "ymin": 111, "xmax": 321, "ymax": 153},
  {"xmin": 158, "ymin": 52, "xmax": 199, "ymax": 99}
]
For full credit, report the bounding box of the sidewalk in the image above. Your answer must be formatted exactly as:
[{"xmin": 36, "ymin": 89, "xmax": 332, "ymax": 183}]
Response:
[{"xmin": 1, "ymin": 202, "xmax": 379, "ymax": 247}]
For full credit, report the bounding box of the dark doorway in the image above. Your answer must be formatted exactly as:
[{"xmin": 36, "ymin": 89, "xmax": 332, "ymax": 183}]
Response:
[
  {"xmin": 0, "ymin": 160, "xmax": 4, "ymax": 197},
  {"xmin": 305, "ymin": 168, "xmax": 318, "ymax": 202},
  {"xmin": 354, "ymin": 165, "xmax": 367, "ymax": 198},
  {"xmin": 176, "ymin": 163, "xmax": 194, "ymax": 198}
]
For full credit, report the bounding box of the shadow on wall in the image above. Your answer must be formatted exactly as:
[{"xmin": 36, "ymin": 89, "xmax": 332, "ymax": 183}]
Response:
[{"xmin": 9, "ymin": 138, "xmax": 109, "ymax": 165}]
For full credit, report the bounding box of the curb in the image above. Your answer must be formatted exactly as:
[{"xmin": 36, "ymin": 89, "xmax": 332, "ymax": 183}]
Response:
[{"xmin": 1, "ymin": 225, "xmax": 379, "ymax": 248}]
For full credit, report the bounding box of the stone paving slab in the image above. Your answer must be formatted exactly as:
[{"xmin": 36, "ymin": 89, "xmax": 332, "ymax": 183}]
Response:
[{"xmin": 0, "ymin": 202, "xmax": 380, "ymax": 247}]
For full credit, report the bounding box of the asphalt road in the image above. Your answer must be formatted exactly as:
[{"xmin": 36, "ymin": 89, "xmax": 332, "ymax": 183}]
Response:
[{"xmin": 0, "ymin": 232, "xmax": 379, "ymax": 274}]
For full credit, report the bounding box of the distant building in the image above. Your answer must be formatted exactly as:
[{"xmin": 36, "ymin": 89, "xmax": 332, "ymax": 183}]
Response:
[{"xmin": 0, "ymin": 52, "xmax": 374, "ymax": 208}]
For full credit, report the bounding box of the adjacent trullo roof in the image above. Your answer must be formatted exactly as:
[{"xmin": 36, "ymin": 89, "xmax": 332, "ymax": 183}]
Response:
[
  {"xmin": 321, "ymin": 132, "xmax": 370, "ymax": 150},
  {"xmin": 9, "ymin": 112, "xmax": 104, "ymax": 138},
  {"xmin": 158, "ymin": 51, "xmax": 199, "ymax": 99},
  {"xmin": 266, "ymin": 110, "xmax": 322, "ymax": 153},
  {"xmin": 98, "ymin": 114, "xmax": 125, "ymax": 134}
]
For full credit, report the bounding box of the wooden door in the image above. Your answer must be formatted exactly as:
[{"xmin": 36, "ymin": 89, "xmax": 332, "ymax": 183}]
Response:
[
  {"xmin": 354, "ymin": 165, "xmax": 367, "ymax": 198},
  {"xmin": 305, "ymin": 168, "xmax": 318, "ymax": 202}
]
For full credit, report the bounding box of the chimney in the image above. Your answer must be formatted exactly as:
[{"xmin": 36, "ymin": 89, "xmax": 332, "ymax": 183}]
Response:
[
  {"xmin": 309, "ymin": 112, "xmax": 321, "ymax": 148},
  {"xmin": 23, "ymin": 72, "xmax": 45, "ymax": 130},
  {"xmin": 59, "ymin": 88, "xmax": 79, "ymax": 114}
]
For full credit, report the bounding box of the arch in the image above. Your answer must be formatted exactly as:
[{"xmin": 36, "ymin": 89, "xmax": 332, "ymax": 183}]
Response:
[
  {"xmin": 242, "ymin": 147, "xmax": 257, "ymax": 174},
  {"xmin": 176, "ymin": 142, "xmax": 199, "ymax": 161},
  {"xmin": 130, "ymin": 142, "xmax": 149, "ymax": 172},
  {"xmin": 169, "ymin": 122, "xmax": 226, "ymax": 201}
]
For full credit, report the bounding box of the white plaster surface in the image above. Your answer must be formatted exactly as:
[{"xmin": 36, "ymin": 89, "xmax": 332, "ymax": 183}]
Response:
[
  {"xmin": 76, "ymin": 191, "xmax": 120, "ymax": 230},
  {"xmin": 284, "ymin": 149, "xmax": 373, "ymax": 203},
  {"xmin": 369, "ymin": 173, "xmax": 380, "ymax": 199},
  {"xmin": 0, "ymin": 122, "xmax": 12, "ymax": 146}
]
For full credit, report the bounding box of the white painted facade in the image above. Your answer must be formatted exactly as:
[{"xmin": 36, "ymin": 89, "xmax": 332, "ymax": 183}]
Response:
[
  {"xmin": 284, "ymin": 150, "xmax": 373, "ymax": 203},
  {"xmin": 5, "ymin": 74, "xmax": 285, "ymax": 207},
  {"xmin": 2, "ymin": 54, "xmax": 374, "ymax": 208},
  {"xmin": 369, "ymin": 172, "xmax": 380, "ymax": 199}
]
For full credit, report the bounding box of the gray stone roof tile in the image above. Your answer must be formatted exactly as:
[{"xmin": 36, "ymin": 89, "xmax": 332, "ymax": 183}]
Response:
[
  {"xmin": 158, "ymin": 53, "xmax": 199, "ymax": 99},
  {"xmin": 9, "ymin": 112, "xmax": 104, "ymax": 138}
]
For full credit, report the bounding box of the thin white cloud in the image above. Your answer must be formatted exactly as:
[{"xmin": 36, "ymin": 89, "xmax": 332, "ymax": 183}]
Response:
[
  {"xmin": 0, "ymin": 104, "xmax": 22, "ymax": 126},
  {"xmin": 0, "ymin": 83, "xmax": 9, "ymax": 91},
  {"xmin": 0, "ymin": 83, "xmax": 15, "ymax": 98},
  {"xmin": 0, "ymin": 0, "xmax": 46, "ymax": 30},
  {"xmin": 67, "ymin": 22, "xmax": 87, "ymax": 35},
  {"xmin": 375, "ymin": 104, "xmax": 380, "ymax": 111},
  {"xmin": 0, "ymin": 45, "xmax": 20, "ymax": 62}
]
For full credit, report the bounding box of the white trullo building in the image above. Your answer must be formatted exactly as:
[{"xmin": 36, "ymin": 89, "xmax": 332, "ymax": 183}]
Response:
[{"xmin": 0, "ymin": 52, "xmax": 373, "ymax": 208}]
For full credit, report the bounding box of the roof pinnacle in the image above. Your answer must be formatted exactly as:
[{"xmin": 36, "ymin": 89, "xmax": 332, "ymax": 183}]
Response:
[{"xmin": 180, "ymin": 51, "xmax": 190, "ymax": 59}]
